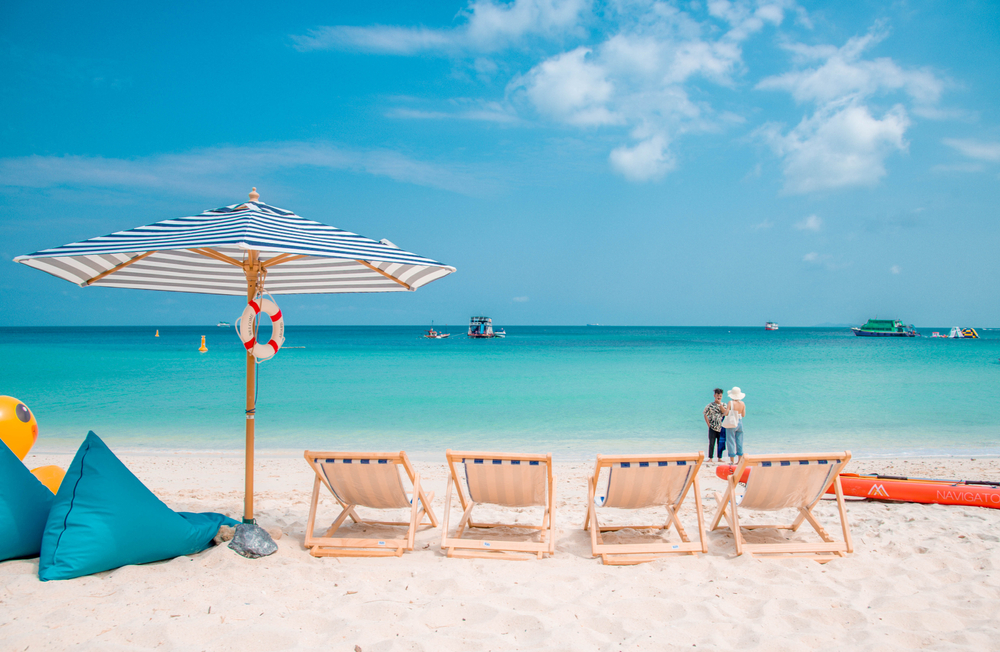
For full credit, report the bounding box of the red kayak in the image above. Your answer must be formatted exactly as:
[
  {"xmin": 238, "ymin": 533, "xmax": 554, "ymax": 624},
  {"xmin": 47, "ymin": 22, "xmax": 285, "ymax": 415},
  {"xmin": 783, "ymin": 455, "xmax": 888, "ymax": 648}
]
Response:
[{"xmin": 715, "ymin": 465, "xmax": 1000, "ymax": 510}]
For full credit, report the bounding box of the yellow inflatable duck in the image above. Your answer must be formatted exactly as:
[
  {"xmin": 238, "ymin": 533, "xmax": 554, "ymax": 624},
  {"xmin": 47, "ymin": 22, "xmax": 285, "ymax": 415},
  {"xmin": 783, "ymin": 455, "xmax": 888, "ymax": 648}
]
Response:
[{"xmin": 0, "ymin": 396, "xmax": 65, "ymax": 493}]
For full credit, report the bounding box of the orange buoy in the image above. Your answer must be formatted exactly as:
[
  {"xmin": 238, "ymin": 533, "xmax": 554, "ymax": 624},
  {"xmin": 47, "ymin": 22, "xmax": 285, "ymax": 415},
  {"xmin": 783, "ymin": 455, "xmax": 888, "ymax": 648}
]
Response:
[
  {"xmin": 198, "ymin": 335, "xmax": 207, "ymax": 352},
  {"xmin": 30, "ymin": 465, "xmax": 65, "ymax": 494}
]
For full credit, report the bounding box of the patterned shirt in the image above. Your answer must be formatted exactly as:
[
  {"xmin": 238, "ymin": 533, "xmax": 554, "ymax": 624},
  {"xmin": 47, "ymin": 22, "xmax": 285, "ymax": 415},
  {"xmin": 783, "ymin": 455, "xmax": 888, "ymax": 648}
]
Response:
[{"xmin": 704, "ymin": 401, "xmax": 724, "ymax": 431}]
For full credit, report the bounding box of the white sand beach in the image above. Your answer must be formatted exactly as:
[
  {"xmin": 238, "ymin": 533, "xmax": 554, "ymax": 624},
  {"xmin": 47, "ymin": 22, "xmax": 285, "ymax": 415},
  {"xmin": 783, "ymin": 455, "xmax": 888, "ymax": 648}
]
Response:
[{"xmin": 3, "ymin": 453, "xmax": 1000, "ymax": 651}]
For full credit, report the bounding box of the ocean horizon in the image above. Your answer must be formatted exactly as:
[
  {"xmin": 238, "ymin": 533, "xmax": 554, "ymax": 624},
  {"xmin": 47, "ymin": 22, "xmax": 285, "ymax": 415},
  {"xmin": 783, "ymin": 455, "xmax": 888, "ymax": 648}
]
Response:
[{"xmin": 5, "ymin": 325, "xmax": 999, "ymax": 460}]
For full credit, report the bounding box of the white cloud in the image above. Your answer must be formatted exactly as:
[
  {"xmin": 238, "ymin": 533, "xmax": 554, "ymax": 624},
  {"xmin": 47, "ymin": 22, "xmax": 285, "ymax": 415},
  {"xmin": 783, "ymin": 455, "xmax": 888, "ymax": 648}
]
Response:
[
  {"xmin": 387, "ymin": 103, "xmax": 518, "ymax": 123},
  {"xmin": 801, "ymin": 251, "xmax": 849, "ymax": 270},
  {"xmin": 890, "ymin": 265, "xmax": 901, "ymax": 274},
  {"xmin": 509, "ymin": 1, "xmax": 799, "ymax": 182},
  {"xmin": 513, "ymin": 296, "xmax": 529, "ymax": 302},
  {"xmin": 295, "ymin": 1, "xmax": 807, "ymax": 184},
  {"xmin": 291, "ymin": 0, "xmax": 588, "ymax": 54},
  {"xmin": 760, "ymin": 102, "xmax": 909, "ymax": 193},
  {"xmin": 609, "ymin": 135, "xmax": 675, "ymax": 181},
  {"xmin": 0, "ymin": 143, "xmax": 488, "ymax": 196},
  {"xmin": 943, "ymin": 138, "xmax": 1000, "ymax": 162},
  {"xmin": 758, "ymin": 28, "xmax": 942, "ymax": 106},
  {"xmin": 752, "ymin": 218, "xmax": 774, "ymax": 229},
  {"xmin": 518, "ymin": 47, "xmax": 621, "ymax": 126},
  {"xmin": 757, "ymin": 25, "xmax": 942, "ymax": 193},
  {"xmin": 794, "ymin": 214, "xmax": 822, "ymax": 231}
]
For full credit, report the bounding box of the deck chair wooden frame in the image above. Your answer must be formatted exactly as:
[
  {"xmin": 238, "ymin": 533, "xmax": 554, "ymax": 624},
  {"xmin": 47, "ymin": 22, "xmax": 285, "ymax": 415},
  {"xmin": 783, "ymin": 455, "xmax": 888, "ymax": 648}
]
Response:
[
  {"xmin": 304, "ymin": 450, "xmax": 438, "ymax": 558},
  {"xmin": 583, "ymin": 453, "xmax": 708, "ymax": 565},
  {"xmin": 441, "ymin": 450, "xmax": 556, "ymax": 561},
  {"xmin": 709, "ymin": 451, "xmax": 853, "ymax": 562}
]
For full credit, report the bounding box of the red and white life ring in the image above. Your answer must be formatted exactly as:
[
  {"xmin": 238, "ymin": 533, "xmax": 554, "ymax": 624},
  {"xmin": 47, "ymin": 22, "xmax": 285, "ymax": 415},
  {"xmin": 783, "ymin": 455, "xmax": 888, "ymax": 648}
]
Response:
[{"xmin": 236, "ymin": 296, "xmax": 285, "ymax": 361}]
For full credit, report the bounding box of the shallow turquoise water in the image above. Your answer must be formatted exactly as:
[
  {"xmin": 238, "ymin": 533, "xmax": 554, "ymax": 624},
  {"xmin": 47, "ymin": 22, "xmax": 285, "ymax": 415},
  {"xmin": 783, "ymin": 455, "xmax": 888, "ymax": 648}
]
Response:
[{"xmin": 3, "ymin": 326, "xmax": 999, "ymax": 458}]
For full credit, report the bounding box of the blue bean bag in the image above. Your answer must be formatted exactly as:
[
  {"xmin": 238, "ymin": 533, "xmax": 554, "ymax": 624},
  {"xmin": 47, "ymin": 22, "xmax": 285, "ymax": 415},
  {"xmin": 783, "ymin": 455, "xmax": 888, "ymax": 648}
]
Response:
[
  {"xmin": 38, "ymin": 432, "xmax": 238, "ymax": 581},
  {"xmin": 0, "ymin": 439, "xmax": 54, "ymax": 561}
]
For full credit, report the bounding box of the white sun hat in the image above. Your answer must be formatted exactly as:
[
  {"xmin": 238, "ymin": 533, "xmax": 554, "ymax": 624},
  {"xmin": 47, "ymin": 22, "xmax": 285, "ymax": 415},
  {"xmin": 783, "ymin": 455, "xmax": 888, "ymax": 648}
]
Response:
[{"xmin": 728, "ymin": 387, "xmax": 746, "ymax": 400}]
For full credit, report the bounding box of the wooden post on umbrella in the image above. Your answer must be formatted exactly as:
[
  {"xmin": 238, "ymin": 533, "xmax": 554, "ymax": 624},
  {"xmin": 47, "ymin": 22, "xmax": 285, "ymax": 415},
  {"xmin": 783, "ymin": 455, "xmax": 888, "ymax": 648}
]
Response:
[{"xmin": 243, "ymin": 249, "xmax": 260, "ymax": 524}]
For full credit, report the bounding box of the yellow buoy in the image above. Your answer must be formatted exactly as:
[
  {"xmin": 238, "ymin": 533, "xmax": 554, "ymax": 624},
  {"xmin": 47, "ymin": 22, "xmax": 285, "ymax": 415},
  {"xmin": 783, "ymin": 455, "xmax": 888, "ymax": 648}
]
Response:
[
  {"xmin": 155, "ymin": 330, "xmax": 159, "ymax": 337},
  {"xmin": 0, "ymin": 396, "xmax": 38, "ymax": 460},
  {"xmin": 199, "ymin": 335, "xmax": 207, "ymax": 352}
]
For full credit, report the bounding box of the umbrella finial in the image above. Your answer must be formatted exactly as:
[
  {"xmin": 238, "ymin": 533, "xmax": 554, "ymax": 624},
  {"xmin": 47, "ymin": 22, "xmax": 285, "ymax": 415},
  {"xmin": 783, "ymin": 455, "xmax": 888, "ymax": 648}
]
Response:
[{"xmin": 248, "ymin": 187, "xmax": 260, "ymax": 202}]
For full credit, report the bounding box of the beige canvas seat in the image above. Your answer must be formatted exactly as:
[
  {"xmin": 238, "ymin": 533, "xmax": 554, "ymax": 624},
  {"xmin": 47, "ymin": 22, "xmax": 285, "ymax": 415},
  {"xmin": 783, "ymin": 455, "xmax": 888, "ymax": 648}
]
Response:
[
  {"xmin": 304, "ymin": 451, "xmax": 438, "ymax": 557},
  {"xmin": 584, "ymin": 453, "xmax": 708, "ymax": 565},
  {"xmin": 710, "ymin": 452, "xmax": 853, "ymax": 562},
  {"xmin": 441, "ymin": 450, "xmax": 555, "ymax": 560}
]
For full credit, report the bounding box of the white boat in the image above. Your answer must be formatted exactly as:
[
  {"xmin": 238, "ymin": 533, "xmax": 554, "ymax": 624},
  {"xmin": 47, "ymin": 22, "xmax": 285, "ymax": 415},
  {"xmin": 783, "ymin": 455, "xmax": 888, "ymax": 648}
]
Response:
[
  {"xmin": 217, "ymin": 321, "xmax": 231, "ymax": 327},
  {"xmin": 765, "ymin": 322, "xmax": 778, "ymax": 331},
  {"xmin": 424, "ymin": 327, "xmax": 450, "ymax": 339},
  {"xmin": 468, "ymin": 316, "xmax": 504, "ymax": 338}
]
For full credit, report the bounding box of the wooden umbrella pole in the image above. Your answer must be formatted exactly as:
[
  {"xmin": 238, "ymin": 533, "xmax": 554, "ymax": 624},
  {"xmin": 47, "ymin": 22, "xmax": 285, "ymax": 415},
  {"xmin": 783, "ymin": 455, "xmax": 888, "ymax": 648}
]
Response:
[{"xmin": 243, "ymin": 250, "xmax": 260, "ymax": 523}]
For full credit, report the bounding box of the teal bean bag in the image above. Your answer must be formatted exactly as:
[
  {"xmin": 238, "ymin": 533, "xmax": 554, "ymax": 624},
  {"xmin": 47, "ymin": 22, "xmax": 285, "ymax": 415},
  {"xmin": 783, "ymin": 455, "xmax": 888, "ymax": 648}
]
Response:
[
  {"xmin": 38, "ymin": 431, "xmax": 238, "ymax": 581},
  {"xmin": 0, "ymin": 439, "xmax": 54, "ymax": 561}
]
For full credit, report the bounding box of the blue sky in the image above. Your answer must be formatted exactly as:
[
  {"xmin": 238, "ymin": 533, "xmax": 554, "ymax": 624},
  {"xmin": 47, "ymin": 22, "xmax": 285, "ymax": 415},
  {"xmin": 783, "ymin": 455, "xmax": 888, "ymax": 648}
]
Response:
[{"xmin": 1, "ymin": 0, "xmax": 998, "ymax": 327}]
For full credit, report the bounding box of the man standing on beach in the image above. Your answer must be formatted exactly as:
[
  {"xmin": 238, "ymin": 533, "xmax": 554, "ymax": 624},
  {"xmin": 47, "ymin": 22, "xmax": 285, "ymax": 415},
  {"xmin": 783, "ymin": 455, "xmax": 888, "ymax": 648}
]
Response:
[{"xmin": 703, "ymin": 389, "xmax": 725, "ymax": 463}]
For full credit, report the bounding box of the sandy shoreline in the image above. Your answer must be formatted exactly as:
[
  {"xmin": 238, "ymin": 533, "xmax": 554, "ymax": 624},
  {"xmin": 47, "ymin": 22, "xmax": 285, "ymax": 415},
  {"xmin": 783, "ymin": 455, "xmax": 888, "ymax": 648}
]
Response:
[{"xmin": 3, "ymin": 453, "xmax": 999, "ymax": 650}]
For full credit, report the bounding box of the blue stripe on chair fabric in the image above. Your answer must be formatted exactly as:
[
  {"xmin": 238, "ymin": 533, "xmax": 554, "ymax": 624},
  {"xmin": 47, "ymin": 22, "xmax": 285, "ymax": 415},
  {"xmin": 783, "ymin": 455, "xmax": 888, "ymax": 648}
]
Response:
[
  {"xmin": 738, "ymin": 458, "xmax": 843, "ymax": 510},
  {"xmin": 460, "ymin": 458, "xmax": 548, "ymax": 506},
  {"xmin": 323, "ymin": 458, "xmax": 390, "ymax": 464},
  {"xmin": 600, "ymin": 461, "xmax": 697, "ymax": 509},
  {"xmin": 317, "ymin": 458, "xmax": 410, "ymax": 509},
  {"xmin": 758, "ymin": 459, "xmax": 836, "ymax": 468}
]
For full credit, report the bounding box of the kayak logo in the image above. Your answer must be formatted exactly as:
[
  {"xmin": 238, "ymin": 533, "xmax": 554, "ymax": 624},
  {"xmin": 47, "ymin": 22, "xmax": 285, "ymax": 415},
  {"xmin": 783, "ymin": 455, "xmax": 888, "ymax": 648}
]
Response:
[{"xmin": 867, "ymin": 484, "xmax": 890, "ymax": 498}]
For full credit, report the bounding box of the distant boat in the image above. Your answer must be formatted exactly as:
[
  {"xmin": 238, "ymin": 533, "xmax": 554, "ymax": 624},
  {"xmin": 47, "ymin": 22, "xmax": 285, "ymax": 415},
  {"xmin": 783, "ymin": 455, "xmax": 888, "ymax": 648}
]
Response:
[
  {"xmin": 424, "ymin": 324, "xmax": 450, "ymax": 339},
  {"xmin": 217, "ymin": 321, "xmax": 231, "ymax": 327},
  {"xmin": 765, "ymin": 322, "xmax": 778, "ymax": 331},
  {"xmin": 468, "ymin": 316, "xmax": 504, "ymax": 339},
  {"xmin": 852, "ymin": 319, "xmax": 917, "ymax": 337}
]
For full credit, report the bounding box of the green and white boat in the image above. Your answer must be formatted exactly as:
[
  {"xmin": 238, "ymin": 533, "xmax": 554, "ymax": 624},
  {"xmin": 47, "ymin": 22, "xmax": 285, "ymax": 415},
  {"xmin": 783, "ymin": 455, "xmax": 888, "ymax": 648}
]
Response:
[{"xmin": 851, "ymin": 319, "xmax": 918, "ymax": 337}]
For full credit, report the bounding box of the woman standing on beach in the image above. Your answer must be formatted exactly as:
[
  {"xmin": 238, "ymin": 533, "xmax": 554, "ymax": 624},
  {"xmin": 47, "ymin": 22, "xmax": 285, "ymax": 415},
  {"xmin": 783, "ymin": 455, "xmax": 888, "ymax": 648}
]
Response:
[{"xmin": 721, "ymin": 387, "xmax": 746, "ymax": 464}]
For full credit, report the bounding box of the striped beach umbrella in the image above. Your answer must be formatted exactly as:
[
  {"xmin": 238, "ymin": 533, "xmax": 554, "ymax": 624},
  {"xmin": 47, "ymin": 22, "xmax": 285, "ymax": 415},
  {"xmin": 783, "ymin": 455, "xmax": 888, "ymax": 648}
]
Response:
[{"xmin": 15, "ymin": 188, "xmax": 455, "ymax": 524}]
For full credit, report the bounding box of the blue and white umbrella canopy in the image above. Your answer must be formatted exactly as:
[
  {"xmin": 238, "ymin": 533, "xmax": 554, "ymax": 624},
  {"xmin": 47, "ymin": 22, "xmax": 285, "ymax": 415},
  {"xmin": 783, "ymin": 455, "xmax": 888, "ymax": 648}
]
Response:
[
  {"xmin": 14, "ymin": 196, "xmax": 455, "ymax": 294},
  {"xmin": 14, "ymin": 189, "xmax": 455, "ymax": 527}
]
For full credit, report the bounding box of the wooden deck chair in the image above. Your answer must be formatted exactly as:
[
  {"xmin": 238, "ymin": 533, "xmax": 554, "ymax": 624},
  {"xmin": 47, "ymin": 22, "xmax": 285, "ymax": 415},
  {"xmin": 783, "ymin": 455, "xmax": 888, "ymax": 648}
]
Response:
[
  {"xmin": 441, "ymin": 450, "xmax": 556, "ymax": 560},
  {"xmin": 710, "ymin": 452, "xmax": 853, "ymax": 562},
  {"xmin": 583, "ymin": 453, "xmax": 708, "ymax": 565},
  {"xmin": 303, "ymin": 451, "xmax": 438, "ymax": 558}
]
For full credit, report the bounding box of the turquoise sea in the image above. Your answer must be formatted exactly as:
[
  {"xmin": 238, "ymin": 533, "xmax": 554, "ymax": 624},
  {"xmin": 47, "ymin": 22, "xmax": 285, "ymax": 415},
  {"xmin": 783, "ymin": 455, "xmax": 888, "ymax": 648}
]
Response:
[{"xmin": 3, "ymin": 326, "xmax": 999, "ymax": 459}]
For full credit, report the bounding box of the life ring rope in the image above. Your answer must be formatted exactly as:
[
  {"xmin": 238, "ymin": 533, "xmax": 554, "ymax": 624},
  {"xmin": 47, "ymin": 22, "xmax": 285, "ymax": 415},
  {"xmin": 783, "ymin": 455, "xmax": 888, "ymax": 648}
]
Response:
[{"xmin": 236, "ymin": 291, "xmax": 285, "ymax": 362}]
